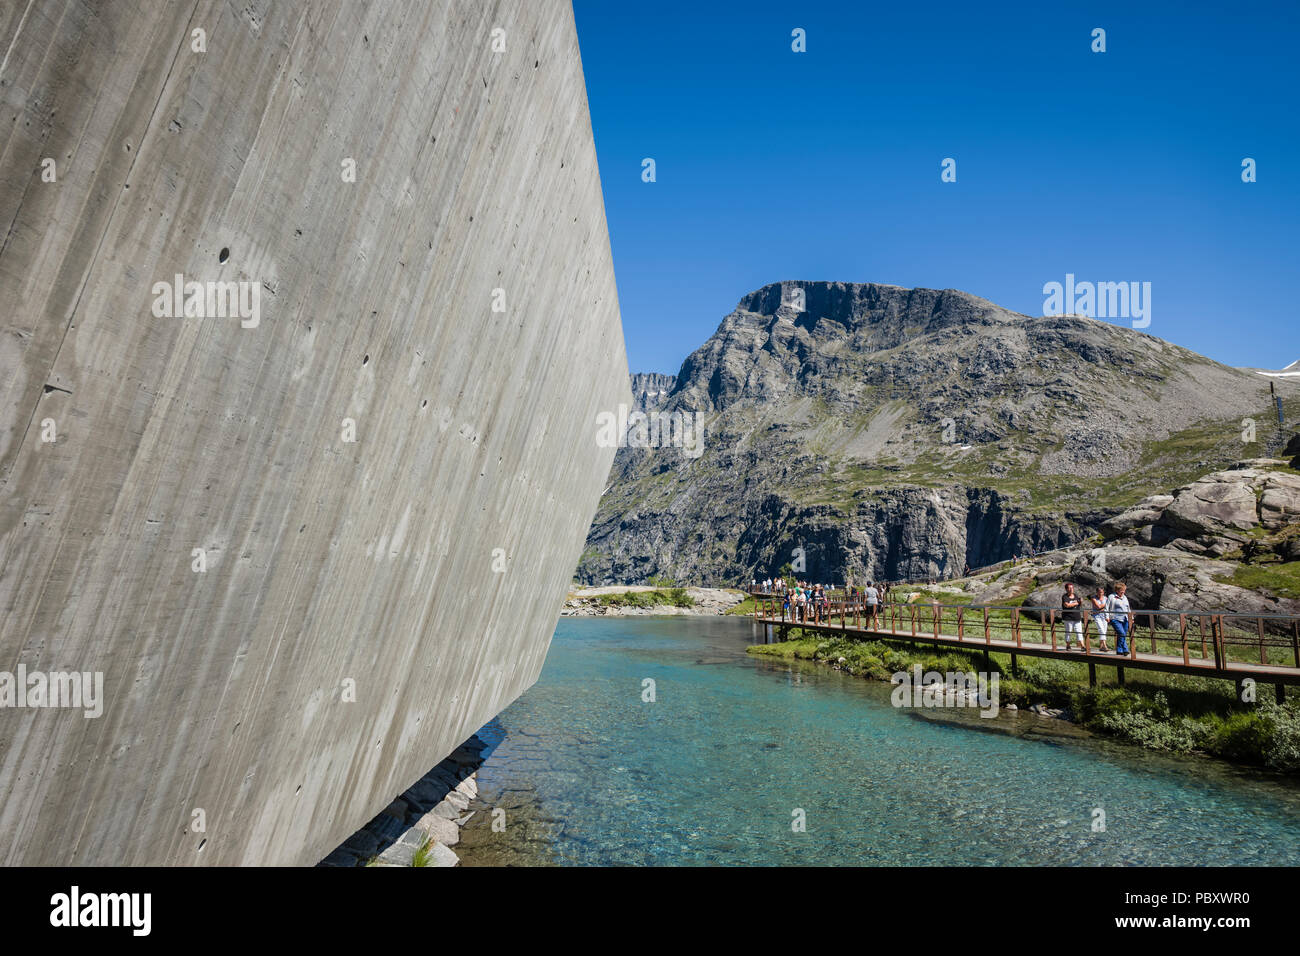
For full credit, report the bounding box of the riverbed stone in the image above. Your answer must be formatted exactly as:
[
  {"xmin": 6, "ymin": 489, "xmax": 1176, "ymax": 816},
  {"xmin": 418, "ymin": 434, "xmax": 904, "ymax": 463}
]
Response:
[
  {"xmin": 433, "ymin": 800, "xmax": 462, "ymax": 820},
  {"xmin": 375, "ymin": 827, "xmax": 424, "ymax": 866},
  {"xmin": 415, "ymin": 812, "xmax": 460, "ymax": 846},
  {"xmin": 427, "ymin": 842, "xmax": 459, "ymax": 867}
]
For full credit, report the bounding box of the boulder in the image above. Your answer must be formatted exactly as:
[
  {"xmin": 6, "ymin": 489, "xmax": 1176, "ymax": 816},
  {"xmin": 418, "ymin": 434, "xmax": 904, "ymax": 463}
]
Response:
[
  {"xmin": 1259, "ymin": 472, "xmax": 1300, "ymax": 530},
  {"xmin": 374, "ymin": 825, "xmax": 425, "ymax": 866},
  {"xmin": 1159, "ymin": 473, "xmax": 1260, "ymax": 536},
  {"xmin": 1099, "ymin": 494, "xmax": 1173, "ymax": 539},
  {"xmin": 414, "ymin": 811, "xmax": 460, "ymax": 846},
  {"xmin": 427, "ymin": 842, "xmax": 460, "ymax": 867},
  {"xmin": 1134, "ymin": 523, "xmax": 1177, "ymax": 548}
]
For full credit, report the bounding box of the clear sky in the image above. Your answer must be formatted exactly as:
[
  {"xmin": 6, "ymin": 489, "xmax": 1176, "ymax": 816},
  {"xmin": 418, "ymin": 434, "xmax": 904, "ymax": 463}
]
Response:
[{"xmin": 572, "ymin": 0, "xmax": 1300, "ymax": 376}]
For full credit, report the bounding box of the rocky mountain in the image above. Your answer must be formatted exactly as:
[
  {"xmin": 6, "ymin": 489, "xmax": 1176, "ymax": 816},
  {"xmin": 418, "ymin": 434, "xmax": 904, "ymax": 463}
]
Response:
[
  {"xmin": 629, "ymin": 372, "xmax": 677, "ymax": 414},
  {"xmin": 579, "ymin": 281, "xmax": 1300, "ymax": 586}
]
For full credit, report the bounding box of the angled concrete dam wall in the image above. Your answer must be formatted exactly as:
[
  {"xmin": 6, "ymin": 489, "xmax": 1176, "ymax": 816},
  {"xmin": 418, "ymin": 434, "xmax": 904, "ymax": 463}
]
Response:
[{"xmin": 0, "ymin": 0, "xmax": 629, "ymax": 865}]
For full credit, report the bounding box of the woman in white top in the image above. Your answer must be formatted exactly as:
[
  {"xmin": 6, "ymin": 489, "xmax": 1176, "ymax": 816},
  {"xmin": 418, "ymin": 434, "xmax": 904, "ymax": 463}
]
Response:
[{"xmin": 1089, "ymin": 585, "xmax": 1109, "ymax": 651}]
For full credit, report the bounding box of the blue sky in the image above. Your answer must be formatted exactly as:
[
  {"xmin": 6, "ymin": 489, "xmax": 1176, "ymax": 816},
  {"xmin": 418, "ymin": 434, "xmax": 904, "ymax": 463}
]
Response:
[{"xmin": 572, "ymin": 0, "xmax": 1300, "ymax": 376}]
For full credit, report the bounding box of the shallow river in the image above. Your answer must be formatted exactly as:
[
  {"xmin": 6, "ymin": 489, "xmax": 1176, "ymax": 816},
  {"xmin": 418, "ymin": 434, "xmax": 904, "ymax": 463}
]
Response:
[{"xmin": 455, "ymin": 616, "xmax": 1300, "ymax": 865}]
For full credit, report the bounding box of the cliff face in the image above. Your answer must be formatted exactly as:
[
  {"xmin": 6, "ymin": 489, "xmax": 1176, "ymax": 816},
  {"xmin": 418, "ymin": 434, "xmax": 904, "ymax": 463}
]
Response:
[
  {"xmin": 580, "ymin": 281, "xmax": 1297, "ymax": 585},
  {"xmin": 0, "ymin": 1, "xmax": 629, "ymax": 865},
  {"xmin": 629, "ymin": 372, "xmax": 677, "ymax": 413}
]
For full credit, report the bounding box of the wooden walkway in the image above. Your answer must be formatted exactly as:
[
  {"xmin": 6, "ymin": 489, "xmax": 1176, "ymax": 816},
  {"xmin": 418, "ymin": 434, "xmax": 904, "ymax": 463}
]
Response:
[{"xmin": 749, "ymin": 593, "xmax": 1300, "ymax": 695}]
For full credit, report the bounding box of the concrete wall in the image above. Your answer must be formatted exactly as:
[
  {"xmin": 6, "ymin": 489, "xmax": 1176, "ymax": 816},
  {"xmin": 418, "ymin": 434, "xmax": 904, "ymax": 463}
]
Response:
[{"xmin": 0, "ymin": 0, "xmax": 629, "ymax": 865}]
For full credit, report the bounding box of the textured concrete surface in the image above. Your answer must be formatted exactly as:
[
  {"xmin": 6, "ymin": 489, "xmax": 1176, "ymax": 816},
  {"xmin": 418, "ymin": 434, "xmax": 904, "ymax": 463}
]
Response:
[{"xmin": 0, "ymin": 0, "xmax": 629, "ymax": 865}]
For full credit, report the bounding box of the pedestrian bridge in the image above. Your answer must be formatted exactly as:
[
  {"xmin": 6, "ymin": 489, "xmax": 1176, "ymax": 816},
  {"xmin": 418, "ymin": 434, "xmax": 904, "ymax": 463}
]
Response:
[{"xmin": 749, "ymin": 593, "xmax": 1300, "ymax": 700}]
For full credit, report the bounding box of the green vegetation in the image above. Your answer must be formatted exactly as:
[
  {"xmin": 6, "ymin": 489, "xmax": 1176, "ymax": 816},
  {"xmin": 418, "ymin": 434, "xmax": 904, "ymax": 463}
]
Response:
[
  {"xmin": 726, "ymin": 595, "xmax": 760, "ymax": 616},
  {"xmin": 411, "ymin": 837, "xmax": 434, "ymax": 867},
  {"xmin": 597, "ymin": 588, "xmax": 695, "ymax": 609},
  {"xmin": 748, "ymin": 632, "xmax": 1300, "ymax": 772},
  {"xmin": 775, "ymin": 399, "xmax": 1300, "ymax": 520},
  {"xmin": 1216, "ymin": 561, "xmax": 1300, "ymax": 600}
]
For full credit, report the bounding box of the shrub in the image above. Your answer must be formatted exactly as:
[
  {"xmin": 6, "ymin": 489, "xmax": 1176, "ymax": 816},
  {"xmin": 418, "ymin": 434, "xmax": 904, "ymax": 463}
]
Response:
[
  {"xmin": 1208, "ymin": 711, "xmax": 1274, "ymax": 764},
  {"xmin": 1260, "ymin": 702, "xmax": 1300, "ymax": 772},
  {"xmin": 1093, "ymin": 710, "xmax": 1210, "ymax": 753}
]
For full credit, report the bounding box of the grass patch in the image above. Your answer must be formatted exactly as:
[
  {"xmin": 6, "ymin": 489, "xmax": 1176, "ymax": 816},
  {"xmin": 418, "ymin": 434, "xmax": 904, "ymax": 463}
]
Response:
[
  {"xmin": 597, "ymin": 588, "xmax": 695, "ymax": 609},
  {"xmin": 1216, "ymin": 561, "xmax": 1300, "ymax": 600},
  {"xmin": 411, "ymin": 837, "xmax": 433, "ymax": 867},
  {"xmin": 726, "ymin": 595, "xmax": 760, "ymax": 616}
]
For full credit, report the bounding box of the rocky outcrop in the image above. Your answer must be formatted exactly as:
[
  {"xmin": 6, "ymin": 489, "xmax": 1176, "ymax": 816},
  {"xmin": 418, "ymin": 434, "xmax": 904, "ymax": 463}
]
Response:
[
  {"xmin": 629, "ymin": 372, "xmax": 677, "ymax": 413},
  {"xmin": 1160, "ymin": 472, "xmax": 1262, "ymax": 536},
  {"xmin": 1098, "ymin": 460, "xmax": 1300, "ymax": 552},
  {"xmin": 1099, "ymin": 495, "xmax": 1174, "ymax": 538},
  {"xmin": 997, "ymin": 458, "xmax": 1300, "ymax": 624}
]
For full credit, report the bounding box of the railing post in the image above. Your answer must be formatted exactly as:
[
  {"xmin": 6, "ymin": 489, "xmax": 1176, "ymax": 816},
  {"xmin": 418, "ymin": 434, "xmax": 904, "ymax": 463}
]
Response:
[{"xmin": 1180, "ymin": 614, "xmax": 1189, "ymax": 666}]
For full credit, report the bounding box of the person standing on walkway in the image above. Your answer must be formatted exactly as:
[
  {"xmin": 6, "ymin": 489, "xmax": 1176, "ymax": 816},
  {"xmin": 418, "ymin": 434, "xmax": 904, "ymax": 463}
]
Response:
[
  {"xmin": 1106, "ymin": 582, "xmax": 1131, "ymax": 655},
  {"xmin": 1089, "ymin": 585, "xmax": 1109, "ymax": 651},
  {"xmin": 1061, "ymin": 582, "xmax": 1083, "ymax": 650},
  {"xmin": 864, "ymin": 581, "xmax": 880, "ymax": 628}
]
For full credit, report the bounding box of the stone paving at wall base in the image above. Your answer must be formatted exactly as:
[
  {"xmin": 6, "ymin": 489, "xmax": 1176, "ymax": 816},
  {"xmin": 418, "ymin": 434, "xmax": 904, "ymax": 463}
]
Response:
[{"xmin": 319, "ymin": 734, "xmax": 488, "ymax": 868}]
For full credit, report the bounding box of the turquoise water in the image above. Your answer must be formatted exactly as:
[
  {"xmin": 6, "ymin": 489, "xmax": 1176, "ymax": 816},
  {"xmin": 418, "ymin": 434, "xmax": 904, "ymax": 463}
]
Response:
[{"xmin": 456, "ymin": 616, "xmax": 1300, "ymax": 865}]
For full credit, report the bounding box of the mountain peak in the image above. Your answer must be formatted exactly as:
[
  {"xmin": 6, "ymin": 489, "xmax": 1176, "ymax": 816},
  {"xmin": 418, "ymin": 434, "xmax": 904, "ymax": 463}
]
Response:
[{"xmin": 734, "ymin": 280, "xmax": 1021, "ymax": 329}]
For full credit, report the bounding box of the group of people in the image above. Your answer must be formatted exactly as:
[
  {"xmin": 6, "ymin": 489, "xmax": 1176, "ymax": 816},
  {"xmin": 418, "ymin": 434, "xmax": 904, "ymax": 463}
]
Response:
[
  {"xmin": 751, "ymin": 578, "xmax": 886, "ymax": 628},
  {"xmin": 1061, "ymin": 581, "xmax": 1132, "ymax": 654}
]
